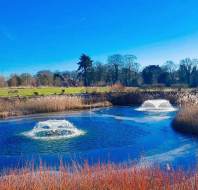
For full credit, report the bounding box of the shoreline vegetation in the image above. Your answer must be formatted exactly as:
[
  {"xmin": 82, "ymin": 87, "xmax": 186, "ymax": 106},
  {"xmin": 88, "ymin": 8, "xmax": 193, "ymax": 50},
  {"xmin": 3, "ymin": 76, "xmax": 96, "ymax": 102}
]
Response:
[
  {"xmin": 172, "ymin": 106, "xmax": 198, "ymax": 135},
  {"xmin": 0, "ymin": 94, "xmax": 111, "ymax": 119},
  {"xmin": 0, "ymin": 86, "xmax": 198, "ymax": 119},
  {"xmin": 0, "ymin": 162, "xmax": 197, "ymax": 190}
]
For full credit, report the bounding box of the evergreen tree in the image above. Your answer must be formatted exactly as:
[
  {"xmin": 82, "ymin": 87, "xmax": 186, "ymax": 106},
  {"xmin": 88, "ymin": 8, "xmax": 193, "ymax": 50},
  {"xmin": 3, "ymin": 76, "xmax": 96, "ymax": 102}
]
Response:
[{"xmin": 77, "ymin": 54, "xmax": 93, "ymax": 86}]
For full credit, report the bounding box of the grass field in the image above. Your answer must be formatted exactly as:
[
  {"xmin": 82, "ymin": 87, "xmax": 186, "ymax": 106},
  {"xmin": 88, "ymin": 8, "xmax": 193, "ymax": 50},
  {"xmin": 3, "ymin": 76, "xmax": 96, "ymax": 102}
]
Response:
[
  {"xmin": 0, "ymin": 87, "xmax": 110, "ymax": 97},
  {"xmin": 0, "ymin": 86, "xmax": 182, "ymax": 98}
]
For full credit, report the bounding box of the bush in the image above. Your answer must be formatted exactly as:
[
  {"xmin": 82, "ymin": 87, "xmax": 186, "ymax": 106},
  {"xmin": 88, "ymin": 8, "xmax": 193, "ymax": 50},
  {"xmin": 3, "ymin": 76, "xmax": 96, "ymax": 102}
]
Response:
[
  {"xmin": 61, "ymin": 89, "xmax": 65, "ymax": 94},
  {"xmin": 33, "ymin": 91, "xmax": 39, "ymax": 96}
]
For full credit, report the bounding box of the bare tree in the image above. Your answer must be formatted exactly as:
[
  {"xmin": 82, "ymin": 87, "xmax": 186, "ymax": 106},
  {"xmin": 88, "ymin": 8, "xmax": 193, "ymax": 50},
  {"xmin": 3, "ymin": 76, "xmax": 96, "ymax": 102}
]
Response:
[
  {"xmin": 179, "ymin": 58, "xmax": 196, "ymax": 85},
  {"xmin": 108, "ymin": 54, "xmax": 124, "ymax": 83},
  {"xmin": 20, "ymin": 73, "xmax": 33, "ymax": 86},
  {"xmin": 162, "ymin": 60, "xmax": 177, "ymax": 83},
  {"xmin": 0, "ymin": 76, "xmax": 6, "ymax": 87},
  {"xmin": 124, "ymin": 54, "xmax": 140, "ymax": 86}
]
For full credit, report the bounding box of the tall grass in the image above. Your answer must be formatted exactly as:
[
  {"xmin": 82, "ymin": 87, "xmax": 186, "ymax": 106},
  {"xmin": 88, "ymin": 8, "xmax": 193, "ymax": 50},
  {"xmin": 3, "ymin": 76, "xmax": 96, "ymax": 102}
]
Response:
[
  {"xmin": 0, "ymin": 95, "xmax": 111, "ymax": 118},
  {"xmin": 0, "ymin": 162, "xmax": 197, "ymax": 190},
  {"xmin": 172, "ymin": 106, "xmax": 198, "ymax": 135},
  {"xmin": 19, "ymin": 96, "xmax": 84, "ymax": 113}
]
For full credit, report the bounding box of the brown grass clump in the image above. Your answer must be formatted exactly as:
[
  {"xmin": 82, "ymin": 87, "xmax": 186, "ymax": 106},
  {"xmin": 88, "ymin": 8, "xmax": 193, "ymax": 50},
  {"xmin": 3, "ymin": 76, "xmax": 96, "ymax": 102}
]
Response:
[
  {"xmin": 0, "ymin": 95, "xmax": 111, "ymax": 118},
  {"xmin": 18, "ymin": 96, "xmax": 84, "ymax": 114},
  {"xmin": 0, "ymin": 162, "xmax": 197, "ymax": 190},
  {"xmin": 172, "ymin": 106, "xmax": 198, "ymax": 135}
]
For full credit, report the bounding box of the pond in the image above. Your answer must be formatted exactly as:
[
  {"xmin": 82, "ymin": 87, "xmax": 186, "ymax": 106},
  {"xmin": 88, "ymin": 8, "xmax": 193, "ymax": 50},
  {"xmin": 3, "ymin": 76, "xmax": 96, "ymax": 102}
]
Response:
[{"xmin": 0, "ymin": 106, "xmax": 197, "ymax": 171}]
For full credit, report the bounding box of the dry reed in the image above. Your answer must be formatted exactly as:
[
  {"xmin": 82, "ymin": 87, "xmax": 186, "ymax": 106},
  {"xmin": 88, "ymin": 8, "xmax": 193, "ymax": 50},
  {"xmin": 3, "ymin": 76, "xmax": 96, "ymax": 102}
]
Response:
[
  {"xmin": 0, "ymin": 162, "xmax": 197, "ymax": 190},
  {"xmin": 172, "ymin": 106, "xmax": 198, "ymax": 135},
  {"xmin": 18, "ymin": 96, "xmax": 84, "ymax": 113},
  {"xmin": 0, "ymin": 95, "xmax": 111, "ymax": 118}
]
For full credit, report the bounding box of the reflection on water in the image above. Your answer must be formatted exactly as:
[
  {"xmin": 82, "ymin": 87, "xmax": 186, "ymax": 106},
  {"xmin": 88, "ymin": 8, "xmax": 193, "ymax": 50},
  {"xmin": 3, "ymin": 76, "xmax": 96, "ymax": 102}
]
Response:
[{"xmin": 0, "ymin": 106, "xmax": 197, "ymax": 171}]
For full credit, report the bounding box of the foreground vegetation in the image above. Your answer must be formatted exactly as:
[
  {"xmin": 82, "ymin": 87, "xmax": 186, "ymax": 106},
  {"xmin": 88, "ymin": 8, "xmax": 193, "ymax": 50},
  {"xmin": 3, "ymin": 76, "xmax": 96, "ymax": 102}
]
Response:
[
  {"xmin": 0, "ymin": 162, "xmax": 197, "ymax": 190},
  {"xmin": 172, "ymin": 106, "xmax": 198, "ymax": 135}
]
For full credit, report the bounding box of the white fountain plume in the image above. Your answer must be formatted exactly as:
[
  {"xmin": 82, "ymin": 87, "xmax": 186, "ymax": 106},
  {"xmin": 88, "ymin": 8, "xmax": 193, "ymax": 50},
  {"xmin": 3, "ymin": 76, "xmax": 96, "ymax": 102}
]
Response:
[
  {"xmin": 136, "ymin": 99, "xmax": 177, "ymax": 112},
  {"xmin": 23, "ymin": 120, "xmax": 85, "ymax": 140}
]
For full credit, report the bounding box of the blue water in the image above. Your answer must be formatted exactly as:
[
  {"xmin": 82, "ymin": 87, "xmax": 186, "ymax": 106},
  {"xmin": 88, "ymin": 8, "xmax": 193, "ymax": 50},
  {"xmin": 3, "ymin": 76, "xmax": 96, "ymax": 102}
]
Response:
[{"xmin": 0, "ymin": 106, "xmax": 197, "ymax": 172}]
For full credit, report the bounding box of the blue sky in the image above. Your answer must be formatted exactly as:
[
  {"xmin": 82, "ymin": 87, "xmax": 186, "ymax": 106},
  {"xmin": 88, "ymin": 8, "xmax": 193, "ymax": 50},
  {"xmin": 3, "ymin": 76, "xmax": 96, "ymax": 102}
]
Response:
[{"xmin": 1, "ymin": 0, "xmax": 198, "ymax": 75}]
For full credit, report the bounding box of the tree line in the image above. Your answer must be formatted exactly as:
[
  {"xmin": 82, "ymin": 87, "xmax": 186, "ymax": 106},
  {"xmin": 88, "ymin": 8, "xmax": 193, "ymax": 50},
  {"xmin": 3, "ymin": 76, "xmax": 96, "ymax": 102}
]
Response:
[{"xmin": 1, "ymin": 54, "xmax": 198, "ymax": 88}]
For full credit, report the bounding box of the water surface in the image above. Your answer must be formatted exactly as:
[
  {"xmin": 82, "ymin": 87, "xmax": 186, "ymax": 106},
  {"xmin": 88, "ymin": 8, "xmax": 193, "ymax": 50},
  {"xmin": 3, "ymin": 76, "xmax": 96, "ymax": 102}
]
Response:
[{"xmin": 0, "ymin": 106, "xmax": 197, "ymax": 171}]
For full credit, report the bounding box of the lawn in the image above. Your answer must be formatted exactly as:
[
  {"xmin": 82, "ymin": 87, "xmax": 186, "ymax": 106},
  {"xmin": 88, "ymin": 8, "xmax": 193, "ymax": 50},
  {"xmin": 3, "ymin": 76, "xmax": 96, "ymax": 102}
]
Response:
[
  {"xmin": 0, "ymin": 86, "xmax": 182, "ymax": 98},
  {"xmin": 0, "ymin": 87, "xmax": 110, "ymax": 97}
]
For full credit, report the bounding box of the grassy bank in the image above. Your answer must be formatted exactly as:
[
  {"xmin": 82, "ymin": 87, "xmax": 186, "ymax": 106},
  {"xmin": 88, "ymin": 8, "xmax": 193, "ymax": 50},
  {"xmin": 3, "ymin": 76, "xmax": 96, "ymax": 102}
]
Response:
[
  {"xmin": 0, "ymin": 86, "xmax": 189, "ymax": 98},
  {"xmin": 0, "ymin": 87, "xmax": 110, "ymax": 97},
  {"xmin": 172, "ymin": 106, "xmax": 198, "ymax": 135},
  {"xmin": 0, "ymin": 162, "xmax": 196, "ymax": 190}
]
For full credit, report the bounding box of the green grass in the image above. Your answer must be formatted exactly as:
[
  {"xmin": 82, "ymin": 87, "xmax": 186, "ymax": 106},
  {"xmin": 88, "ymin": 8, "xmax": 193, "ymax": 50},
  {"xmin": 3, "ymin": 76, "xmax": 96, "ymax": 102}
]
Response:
[
  {"xmin": 0, "ymin": 87, "xmax": 110, "ymax": 97},
  {"xmin": 0, "ymin": 86, "xmax": 186, "ymax": 98}
]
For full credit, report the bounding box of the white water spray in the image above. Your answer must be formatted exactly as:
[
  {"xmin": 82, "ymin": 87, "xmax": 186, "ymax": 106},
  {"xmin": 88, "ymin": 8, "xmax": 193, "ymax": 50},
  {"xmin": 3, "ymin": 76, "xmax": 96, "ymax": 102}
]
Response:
[
  {"xmin": 136, "ymin": 99, "xmax": 177, "ymax": 112},
  {"xmin": 23, "ymin": 120, "xmax": 85, "ymax": 140}
]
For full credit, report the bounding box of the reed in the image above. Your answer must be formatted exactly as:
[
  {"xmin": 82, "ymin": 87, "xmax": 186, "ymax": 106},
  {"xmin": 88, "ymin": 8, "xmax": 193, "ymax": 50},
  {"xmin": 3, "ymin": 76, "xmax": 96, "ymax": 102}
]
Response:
[
  {"xmin": 18, "ymin": 96, "xmax": 84, "ymax": 113},
  {"xmin": 0, "ymin": 162, "xmax": 197, "ymax": 190},
  {"xmin": 0, "ymin": 95, "xmax": 111, "ymax": 118},
  {"xmin": 172, "ymin": 106, "xmax": 198, "ymax": 135}
]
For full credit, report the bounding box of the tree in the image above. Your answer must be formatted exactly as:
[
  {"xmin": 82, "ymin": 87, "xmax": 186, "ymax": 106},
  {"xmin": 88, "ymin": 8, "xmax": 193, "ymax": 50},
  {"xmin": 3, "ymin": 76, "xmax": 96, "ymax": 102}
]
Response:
[
  {"xmin": 8, "ymin": 74, "xmax": 21, "ymax": 87},
  {"xmin": 108, "ymin": 54, "xmax": 124, "ymax": 83},
  {"xmin": 178, "ymin": 58, "xmax": 197, "ymax": 86},
  {"xmin": 20, "ymin": 73, "xmax": 33, "ymax": 86},
  {"xmin": 162, "ymin": 61, "xmax": 177, "ymax": 84},
  {"xmin": 92, "ymin": 62, "xmax": 108, "ymax": 85},
  {"xmin": 190, "ymin": 59, "xmax": 198, "ymax": 87},
  {"xmin": 53, "ymin": 72, "xmax": 64, "ymax": 86},
  {"xmin": 123, "ymin": 54, "xmax": 140, "ymax": 86},
  {"xmin": 158, "ymin": 71, "xmax": 171, "ymax": 86},
  {"xmin": 142, "ymin": 65, "xmax": 162, "ymax": 85},
  {"xmin": 77, "ymin": 54, "xmax": 93, "ymax": 86},
  {"xmin": 0, "ymin": 76, "xmax": 6, "ymax": 87},
  {"xmin": 36, "ymin": 70, "xmax": 54, "ymax": 86}
]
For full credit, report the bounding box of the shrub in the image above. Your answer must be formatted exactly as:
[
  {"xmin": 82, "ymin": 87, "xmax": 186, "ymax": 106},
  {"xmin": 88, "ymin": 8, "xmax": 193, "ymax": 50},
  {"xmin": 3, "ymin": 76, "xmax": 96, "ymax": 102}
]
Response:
[
  {"xmin": 33, "ymin": 91, "xmax": 39, "ymax": 96},
  {"xmin": 61, "ymin": 89, "xmax": 65, "ymax": 94}
]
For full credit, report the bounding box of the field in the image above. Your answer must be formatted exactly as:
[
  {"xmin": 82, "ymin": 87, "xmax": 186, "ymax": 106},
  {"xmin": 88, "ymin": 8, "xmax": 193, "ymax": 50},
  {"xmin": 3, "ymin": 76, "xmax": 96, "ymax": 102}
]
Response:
[
  {"xmin": 0, "ymin": 86, "xmax": 185, "ymax": 98},
  {"xmin": 0, "ymin": 87, "xmax": 110, "ymax": 97}
]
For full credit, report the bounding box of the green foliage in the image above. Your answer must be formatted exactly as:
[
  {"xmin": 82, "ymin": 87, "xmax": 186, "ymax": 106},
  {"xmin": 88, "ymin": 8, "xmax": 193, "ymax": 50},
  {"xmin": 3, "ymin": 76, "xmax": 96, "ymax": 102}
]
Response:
[
  {"xmin": 142, "ymin": 65, "xmax": 162, "ymax": 85},
  {"xmin": 1, "ymin": 54, "xmax": 198, "ymax": 89},
  {"xmin": 77, "ymin": 54, "xmax": 93, "ymax": 86}
]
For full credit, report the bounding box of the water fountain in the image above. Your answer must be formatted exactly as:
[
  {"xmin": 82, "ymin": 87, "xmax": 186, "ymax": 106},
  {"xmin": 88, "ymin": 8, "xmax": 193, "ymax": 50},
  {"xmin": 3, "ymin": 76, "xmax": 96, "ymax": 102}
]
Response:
[
  {"xmin": 136, "ymin": 99, "xmax": 177, "ymax": 112},
  {"xmin": 23, "ymin": 120, "xmax": 85, "ymax": 140}
]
